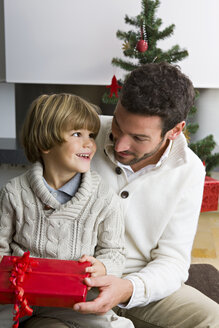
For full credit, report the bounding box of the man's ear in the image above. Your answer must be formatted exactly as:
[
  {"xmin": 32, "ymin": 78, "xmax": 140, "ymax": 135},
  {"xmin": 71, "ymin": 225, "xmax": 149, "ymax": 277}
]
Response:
[{"xmin": 167, "ymin": 121, "xmax": 185, "ymax": 140}]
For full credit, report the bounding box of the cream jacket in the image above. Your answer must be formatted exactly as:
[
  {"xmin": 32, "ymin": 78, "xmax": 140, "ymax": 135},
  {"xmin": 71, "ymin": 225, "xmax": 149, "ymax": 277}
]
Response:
[{"xmin": 91, "ymin": 115, "xmax": 205, "ymax": 307}]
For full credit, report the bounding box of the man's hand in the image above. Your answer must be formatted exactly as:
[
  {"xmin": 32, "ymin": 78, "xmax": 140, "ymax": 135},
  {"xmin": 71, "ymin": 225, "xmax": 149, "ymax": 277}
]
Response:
[
  {"xmin": 79, "ymin": 255, "xmax": 106, "ymax": 277},
  {"xmin": 73, "ymin": 275, "xmax": 133, "ymax": 315}
]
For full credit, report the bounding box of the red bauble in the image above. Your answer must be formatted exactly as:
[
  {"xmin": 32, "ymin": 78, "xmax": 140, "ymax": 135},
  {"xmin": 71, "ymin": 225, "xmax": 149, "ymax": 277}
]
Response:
[{"xmin": 136, "ymin": 40, "xmax": 148, "ymax": 52}]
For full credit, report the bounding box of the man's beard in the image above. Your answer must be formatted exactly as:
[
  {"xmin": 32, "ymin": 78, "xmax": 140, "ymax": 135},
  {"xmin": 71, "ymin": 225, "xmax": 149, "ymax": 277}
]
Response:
[{"xmin": 114, "ymin": 137, "xmax": 165, "ymax": 166}]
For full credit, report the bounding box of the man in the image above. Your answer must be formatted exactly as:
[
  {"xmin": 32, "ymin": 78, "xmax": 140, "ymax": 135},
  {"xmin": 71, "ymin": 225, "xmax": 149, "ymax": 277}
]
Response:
[
  {"xmin": 73, "ymin": 62, "xmax": 219, "ymax": 327},
  {"xmin": 24, "ymin": 63, "xmax": 219, "ymax": 328}
]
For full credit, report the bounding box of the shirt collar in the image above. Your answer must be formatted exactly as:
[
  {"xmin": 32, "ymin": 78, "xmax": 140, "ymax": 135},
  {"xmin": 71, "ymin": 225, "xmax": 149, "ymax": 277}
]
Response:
[
  {"xmin": 117, "ymin": 140, "xmax": 172, "ymax": 174},
  {"xmin": 43, "ymin": 173, "xmax": 81, "ymax": 197}
]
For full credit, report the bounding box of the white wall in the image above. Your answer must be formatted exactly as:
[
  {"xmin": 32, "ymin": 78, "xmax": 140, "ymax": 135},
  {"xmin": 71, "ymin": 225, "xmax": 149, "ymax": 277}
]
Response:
[{"xmin": 194, "ymin": 89, "xmax": 219, "ymax": 153}]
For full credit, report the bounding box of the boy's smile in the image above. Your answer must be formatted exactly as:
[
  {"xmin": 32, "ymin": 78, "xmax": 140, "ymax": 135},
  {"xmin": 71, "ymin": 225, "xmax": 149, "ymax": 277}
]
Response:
[{"xmin": 76, "ymin": 153, "xmax": 91, "ymax": 159}]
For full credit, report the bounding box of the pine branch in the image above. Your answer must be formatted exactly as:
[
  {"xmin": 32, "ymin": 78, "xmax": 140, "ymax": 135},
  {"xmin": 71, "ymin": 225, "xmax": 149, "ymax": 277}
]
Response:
[
  {"xmin": 116, "ymin": 30, "xmax": 133, "ymax": 44},
  {"xmin": 157, "ymin": 24, "xmax": 175, "ymax": 40},
  {"xmin": 112, "ymin": 57, "xmax": 138, "ymax": 72},
  {"xmin": 161, "ymin": 46, "xmax": 188, "ymax": 63},
  {"xmin": 186, "ymin": 123, "xmax": 199, "ymax": 135},
  {"xmin": 143, "ymin": 0, "xmax": 159, "ymax": 25},
  {"xmin": 124, "ymin": 15, "xmax": 140, "ymax": 27},
  {"xmin": 189, "ymin": 135, "xmax": 217, "ymax": 158},
  {"xmin": 151, "ymin": 18, "xmax": 162, "ymax": 30},
  {"xmin": 205, "ymin": 153, "xmax": 219, "ymax": 176},
  {"xmin": 102, "ymin": 92, "xmax": 120, "ymax": 105},
  {"xmin": 188, "ymin": 105, "xmax": 197, "ymax": 116}
]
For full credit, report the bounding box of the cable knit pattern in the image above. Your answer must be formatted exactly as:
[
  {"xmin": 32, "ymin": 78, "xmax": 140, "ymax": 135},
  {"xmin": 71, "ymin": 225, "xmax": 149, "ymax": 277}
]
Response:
[{"xmin": 0, "ymin": 162, "xmax": 126, "ymax": 277}]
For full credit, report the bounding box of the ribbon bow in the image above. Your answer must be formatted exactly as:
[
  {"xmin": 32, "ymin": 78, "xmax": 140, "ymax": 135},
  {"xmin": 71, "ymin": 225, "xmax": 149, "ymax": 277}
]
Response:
[{"xmin": 9, "ymin": 251, "xmax": 38, "ymax": 328}]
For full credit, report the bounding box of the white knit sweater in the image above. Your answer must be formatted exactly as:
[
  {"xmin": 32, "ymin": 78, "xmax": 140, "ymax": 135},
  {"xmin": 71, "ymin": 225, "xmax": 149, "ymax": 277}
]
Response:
[
  {"xmin": 0, "ymin": 162, "xmax": 126, "ymax": 277},
  {"xmin": 91, "ymin": 116, "xmax": 206, "ymax": 307}
]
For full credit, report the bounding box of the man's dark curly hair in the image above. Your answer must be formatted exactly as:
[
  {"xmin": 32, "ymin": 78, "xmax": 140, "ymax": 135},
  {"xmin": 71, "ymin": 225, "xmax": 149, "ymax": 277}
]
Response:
[{"xmin": 120, "ymin": 62, "xmax": 195, "ymax": 137}]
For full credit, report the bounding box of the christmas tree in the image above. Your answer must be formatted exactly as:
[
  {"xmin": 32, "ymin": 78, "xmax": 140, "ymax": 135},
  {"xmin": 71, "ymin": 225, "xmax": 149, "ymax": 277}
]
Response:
[
  {"xmin": 101, "ymin": 0, "xmax": 219, "ymax": 175},
  {"xmin": 112, "ymin": 0, "xmax": 188, "ymax": 73},
  {"xmin": 102, "ymin": 0, "xmax": 188, "ymax": 106},
  {"xmin": 186, "ymin": 91, "xmax": 219, "ymax": 176}
]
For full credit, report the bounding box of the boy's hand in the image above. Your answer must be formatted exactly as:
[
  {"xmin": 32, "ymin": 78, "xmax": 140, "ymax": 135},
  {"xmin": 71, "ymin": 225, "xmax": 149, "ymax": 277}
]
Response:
[
  {"xmin": 79, "ymin": 255, "xmax": 106, "ymax": 277},
  {"xmin": 0, "ymin": 256, "xmax": 2, "ymax": 263}
]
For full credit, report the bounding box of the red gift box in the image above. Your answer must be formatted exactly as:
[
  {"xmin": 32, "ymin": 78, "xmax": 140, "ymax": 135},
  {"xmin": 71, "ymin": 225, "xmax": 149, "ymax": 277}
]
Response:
[
  {"xmin": 201, "ymin": 176, "xmax": 219, "ymax": 212},
  {"xmin": 0, "ymin": 253, "xmax": 91, "ymax": 308}
]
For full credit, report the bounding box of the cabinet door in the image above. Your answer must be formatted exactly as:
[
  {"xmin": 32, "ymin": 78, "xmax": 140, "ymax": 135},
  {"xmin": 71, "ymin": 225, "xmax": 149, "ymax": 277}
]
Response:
[
  {"xmin": 3, "ymin": 0, "xmax": 140, "ymax": 84},
  {"xmin": 3, "ymin": 0, "xmax": 219, "ymax": 87},
  {"xmin": 157, "ymin": 0, "xmax": 219, "ymax": 88}
]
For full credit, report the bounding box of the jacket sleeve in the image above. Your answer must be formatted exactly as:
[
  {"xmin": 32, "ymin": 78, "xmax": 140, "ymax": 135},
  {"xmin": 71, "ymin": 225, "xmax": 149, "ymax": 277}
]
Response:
[
  {"xmin": 0, "ymin": 186, "xmax": 15, "ymax": 256},
  {"xmin": 94, "ymin": 187, "xmax": 126, "ymax": 277},
  {"xmin": 123, "ymin": 163, "xmax": 205, "ymax": 308}
]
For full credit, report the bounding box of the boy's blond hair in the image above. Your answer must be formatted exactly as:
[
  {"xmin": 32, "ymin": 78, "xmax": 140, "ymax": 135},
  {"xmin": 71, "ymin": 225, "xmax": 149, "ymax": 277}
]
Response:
[{"xmin": 21, "ymin": 93, "xmax": 100, "ymax": 163}]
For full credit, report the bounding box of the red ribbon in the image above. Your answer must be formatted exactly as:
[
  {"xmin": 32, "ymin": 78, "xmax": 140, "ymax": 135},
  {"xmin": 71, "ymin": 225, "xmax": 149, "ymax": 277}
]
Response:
[{"xmin": 9, "ymin": 251, "xmax": 38, "ymax": 328}]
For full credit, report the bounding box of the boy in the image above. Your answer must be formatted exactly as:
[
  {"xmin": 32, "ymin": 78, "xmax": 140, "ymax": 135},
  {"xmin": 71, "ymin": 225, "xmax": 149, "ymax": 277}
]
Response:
[{"xmin": 0, "ymin": 93, "xmax": 134, "ymax": 328}]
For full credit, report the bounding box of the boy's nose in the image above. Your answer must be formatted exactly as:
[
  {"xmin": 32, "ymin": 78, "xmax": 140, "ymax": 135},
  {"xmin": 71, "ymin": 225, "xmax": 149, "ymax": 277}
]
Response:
[{"xmin": 83, "ymin": 137, "xmax": 93, "ymax": 148}]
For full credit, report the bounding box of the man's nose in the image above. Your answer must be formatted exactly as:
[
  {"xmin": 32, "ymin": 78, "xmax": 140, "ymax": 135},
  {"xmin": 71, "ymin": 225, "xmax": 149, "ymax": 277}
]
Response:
[{"xmin": 114, "ymin": 135, "xmax": 130, "ymax": 152}]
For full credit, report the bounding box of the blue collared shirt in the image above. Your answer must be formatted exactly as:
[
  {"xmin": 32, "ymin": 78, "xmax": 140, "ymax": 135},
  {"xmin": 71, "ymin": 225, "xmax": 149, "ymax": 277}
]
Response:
[{"xmin": 43, "ymin": 173, "xmax": 81, "ymax": 204}]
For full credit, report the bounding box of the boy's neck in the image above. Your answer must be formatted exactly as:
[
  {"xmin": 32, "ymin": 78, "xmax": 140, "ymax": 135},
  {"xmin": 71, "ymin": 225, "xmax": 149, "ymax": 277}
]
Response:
[{"xmin": 43, "ymin": 167, "xmax": 77, "ymax": 190}]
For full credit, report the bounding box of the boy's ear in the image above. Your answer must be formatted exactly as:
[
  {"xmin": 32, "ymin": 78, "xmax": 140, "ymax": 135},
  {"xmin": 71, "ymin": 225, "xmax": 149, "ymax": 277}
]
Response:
[
  {"xmin": 167, "ymin": 121, "xmax": 185, "ymax": 140},
  {"xmin": 41, "ymin": 148, "xmax": 50, "ymax": 154}
]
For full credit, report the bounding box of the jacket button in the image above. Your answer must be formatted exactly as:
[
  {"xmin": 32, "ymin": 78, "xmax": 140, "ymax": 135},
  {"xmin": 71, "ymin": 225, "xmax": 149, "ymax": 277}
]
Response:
[
  {"xmin": 44, "ymin": 204, "xmax": 52, "ymax": 210},
  {"xmin": 115, "ymin": 167, "xmax": 122, "ymax": 175},
  {"xmin": 121, "ymin": 191, "xmax": 129, "ymax": 199}
]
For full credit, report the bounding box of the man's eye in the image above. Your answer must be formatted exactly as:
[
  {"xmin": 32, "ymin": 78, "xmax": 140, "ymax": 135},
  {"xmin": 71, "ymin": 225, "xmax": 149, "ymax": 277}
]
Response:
[
  {"xmin": 134, "ymin": 136, "xmax": 146, "ymax": 142},
  {"xmin": 72, "ymin": 132, "xmax": 81, "ymax": 137},
  {"xmin": 112, "ymin": 117, "xmax": 121, "ymax": 131}
]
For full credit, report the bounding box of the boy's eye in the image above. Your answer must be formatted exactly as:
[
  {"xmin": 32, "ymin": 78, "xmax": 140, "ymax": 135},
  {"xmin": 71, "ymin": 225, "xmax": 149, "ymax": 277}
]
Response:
[
  {"xmin": 72, "ymin": 132, "xmax": 81, "ymax": 137},
  {"xmin": 89, "ymin": 133, "xmax": 96, "ymax": 139}
]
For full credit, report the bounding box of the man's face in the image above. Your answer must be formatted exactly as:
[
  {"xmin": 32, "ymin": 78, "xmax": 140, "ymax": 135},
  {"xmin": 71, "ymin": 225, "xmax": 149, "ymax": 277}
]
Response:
[{"xmin": 111, "ymin": 103, "xmax": 169, "ymax": 170}]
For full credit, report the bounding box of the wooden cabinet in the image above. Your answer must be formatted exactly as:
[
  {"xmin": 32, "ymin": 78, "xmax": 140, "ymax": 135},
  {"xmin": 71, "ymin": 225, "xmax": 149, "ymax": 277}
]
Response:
[
  {"xmin": 2, "ymin": 0, "xmax": 141, "ymax": 84},
  {"xmin": 1, "ymin": 0, "xmax": 219, "ymax": 87}
]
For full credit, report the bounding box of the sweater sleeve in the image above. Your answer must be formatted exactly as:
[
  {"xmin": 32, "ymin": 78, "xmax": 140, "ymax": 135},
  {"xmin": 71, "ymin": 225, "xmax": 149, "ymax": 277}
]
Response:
[
  {"xmin": 94, "ymin": 188, "xmax": 126, "ymax": 277},
  {"xmin": 123, "ymin": 162, "xmax": 205, "ymax": 308},
  {"xmin": 0, "ymin": 186, "xmax": 16, "ymax": 256}
]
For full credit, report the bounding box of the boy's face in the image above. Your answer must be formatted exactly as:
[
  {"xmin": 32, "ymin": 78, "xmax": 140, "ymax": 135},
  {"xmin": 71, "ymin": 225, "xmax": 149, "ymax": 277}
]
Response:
[{"xmin": 44, "ymin": 128, "xmax": 96, "ymax": 176}]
